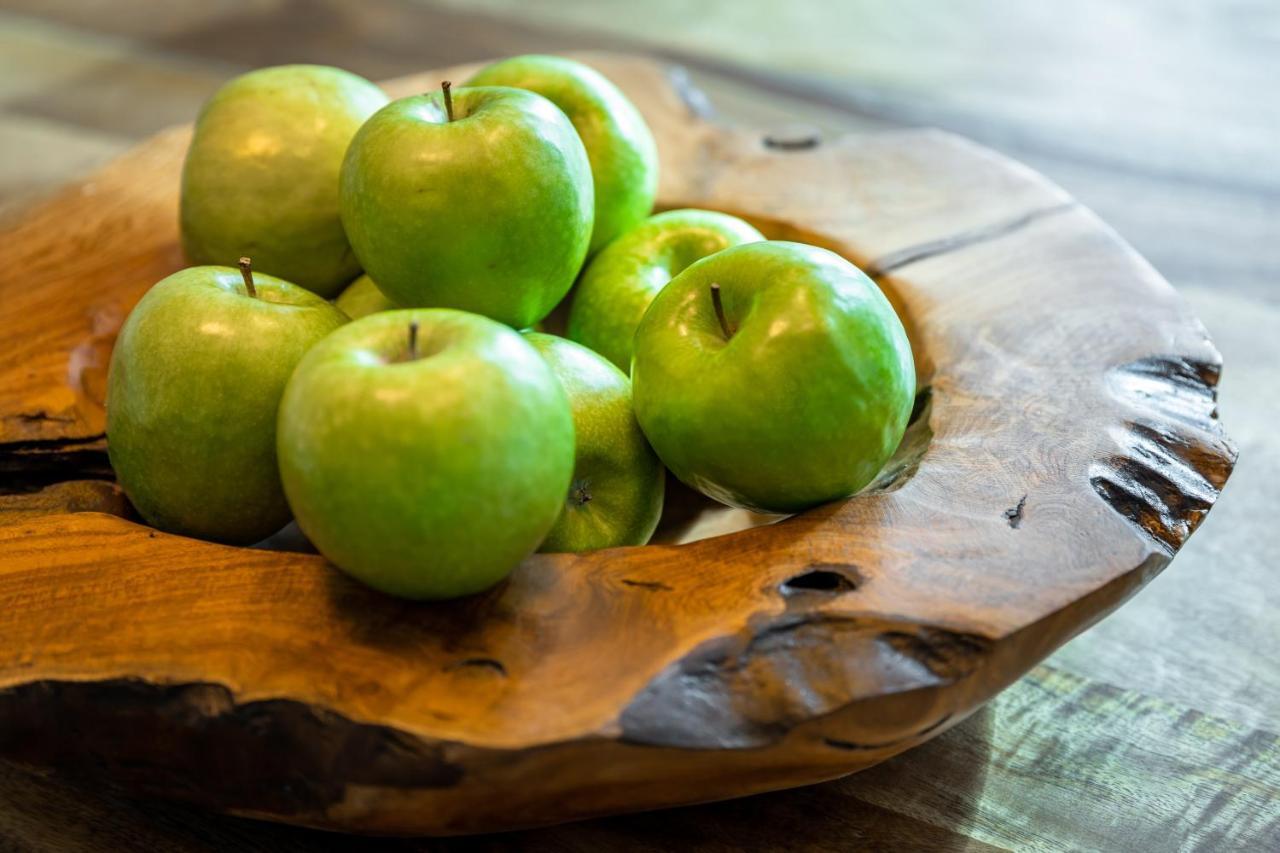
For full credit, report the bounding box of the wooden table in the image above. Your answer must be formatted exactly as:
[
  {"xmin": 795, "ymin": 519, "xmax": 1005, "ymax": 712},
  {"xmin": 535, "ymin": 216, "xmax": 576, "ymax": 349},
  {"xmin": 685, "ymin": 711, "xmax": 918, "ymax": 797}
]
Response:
[{"xmin": 0, "ymin": 1, "xmax": 1276, "ymax": 850}]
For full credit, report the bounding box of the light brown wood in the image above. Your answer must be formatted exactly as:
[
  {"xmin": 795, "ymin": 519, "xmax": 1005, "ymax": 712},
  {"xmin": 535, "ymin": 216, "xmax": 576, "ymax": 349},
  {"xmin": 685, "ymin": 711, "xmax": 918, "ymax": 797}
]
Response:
[
  {"xmin": 0, "ymin": 54, "xmax": 1236, "ymax": 836},
  {"xmin": 0, "ymin": 480, "xmax": 127, "ymax": 525}
]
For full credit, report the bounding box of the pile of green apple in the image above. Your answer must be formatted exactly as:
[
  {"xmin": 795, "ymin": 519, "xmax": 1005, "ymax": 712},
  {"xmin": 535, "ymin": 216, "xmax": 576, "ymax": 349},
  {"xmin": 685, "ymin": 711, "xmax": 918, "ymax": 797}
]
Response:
[{"xmin": 107, "ymin": 56, "xmax": 916, "ymax": 600}]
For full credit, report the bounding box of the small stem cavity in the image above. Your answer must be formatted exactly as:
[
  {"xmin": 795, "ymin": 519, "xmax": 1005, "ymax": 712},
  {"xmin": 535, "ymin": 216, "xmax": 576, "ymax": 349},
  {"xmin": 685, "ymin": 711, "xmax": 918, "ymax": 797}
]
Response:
[
  {"xmin": 238, "ymin": 257, "xmax": 257, "ymax": 299},
  {"xmin": 407, "ymin": 320, "xmax": 420, "ymax": 361},
  {"xmin": 442, "ymin": 80, "xmax": 455, "ymax": 122},
  {"xmin": 710, "ymin": 282, "xmax": 732, "ymax": 339}
]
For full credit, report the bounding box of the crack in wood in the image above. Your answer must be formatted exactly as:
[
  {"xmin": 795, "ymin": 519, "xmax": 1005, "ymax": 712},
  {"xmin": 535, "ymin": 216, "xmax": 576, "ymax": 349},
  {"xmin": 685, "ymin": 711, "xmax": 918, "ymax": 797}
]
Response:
[
  {"xmin": 445, "ymin": 658, "xmax": 508, "ymax": 677},
  {"xmin": 0, "ymin": 434, "xmax": 107, "ymax": 455},
  {"xmin": 865, "ymin": 202, "xmax": 1078, "ymax": 277},
  {"xmin": 0, "ymin": 433, "xmax": 111, "ymax": 491},
  {"xmin": 621, "ymin": 578, "xmax": 674, "ymax": 592},
  {"xmin": 10, "ymin": 411, "xmax": 76, "ymax": 425}
]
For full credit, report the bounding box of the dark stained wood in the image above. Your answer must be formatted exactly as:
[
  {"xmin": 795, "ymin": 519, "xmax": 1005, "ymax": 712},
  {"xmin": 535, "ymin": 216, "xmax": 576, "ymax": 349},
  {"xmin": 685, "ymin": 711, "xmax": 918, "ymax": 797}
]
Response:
[
  {"xmin": 0, "ymin": 665, "xmax": 1273, "ymax": 851},
  {"xmin": 0, "ymin": 751, "xmax": 1001, "ymax": 853},
  {"xmin": 0, "ymin": 54, "xmax": 1237, "ymax": 836}
]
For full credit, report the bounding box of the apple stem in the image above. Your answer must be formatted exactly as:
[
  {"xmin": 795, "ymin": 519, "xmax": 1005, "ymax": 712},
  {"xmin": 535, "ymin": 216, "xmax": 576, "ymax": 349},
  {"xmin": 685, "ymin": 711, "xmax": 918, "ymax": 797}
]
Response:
[
  {"xmin": 710, "ymin": 282, "xmax": 733, "ymax": 339},
  {"xmin": 442, "ymin": 80, "xmax": 455, "ymax": 122},
  {"xmin": 238, "ymin": 257, "xmax": 257, "ymax": 299},
  {"xmin": 407, "ymin": 320, "xmax": 420, "ymax": 361}
]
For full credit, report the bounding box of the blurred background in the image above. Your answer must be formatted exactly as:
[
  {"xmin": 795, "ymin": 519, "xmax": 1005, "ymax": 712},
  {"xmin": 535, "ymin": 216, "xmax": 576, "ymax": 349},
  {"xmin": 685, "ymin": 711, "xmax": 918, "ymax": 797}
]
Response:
[
  {"xmin": 3, "ymin": 0, "xmax": 1278, "ymax": 291},
  {"xmin": 0, "ymin": 1, "xmax": 1276, "ymax": 849}
]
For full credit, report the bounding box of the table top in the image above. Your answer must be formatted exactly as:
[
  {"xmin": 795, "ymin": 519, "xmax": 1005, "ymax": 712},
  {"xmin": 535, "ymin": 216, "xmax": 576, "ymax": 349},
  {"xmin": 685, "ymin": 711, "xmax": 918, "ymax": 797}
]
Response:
[{"xmin": 0, "ymin": 1, "xmax": 1276, "ymax": 850}]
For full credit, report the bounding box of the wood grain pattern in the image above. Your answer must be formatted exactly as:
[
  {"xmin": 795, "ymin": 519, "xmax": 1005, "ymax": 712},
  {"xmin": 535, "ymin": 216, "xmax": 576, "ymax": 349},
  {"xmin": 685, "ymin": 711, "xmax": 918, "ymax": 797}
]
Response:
[
  {"xmin": 0, "ymin": 122, "xmax": 189, "ymax": 451},
  {"xmin": 0, "ymin": 479, "xmax": 127, "ymax": 524},
  {"xmin": 0, "ymin": 54, "xmax": 1236, "ymax": 835}
]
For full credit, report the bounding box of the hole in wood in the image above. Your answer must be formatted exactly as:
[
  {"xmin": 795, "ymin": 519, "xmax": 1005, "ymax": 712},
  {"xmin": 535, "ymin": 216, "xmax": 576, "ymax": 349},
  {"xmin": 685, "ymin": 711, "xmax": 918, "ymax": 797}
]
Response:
[
  {"xmin": 780, "ymin": 565, "xmax": 860, "ymax": 596},
  {"xmin": 763, "ymin": 124, "xmax": 821, "ymax": 151},
  {"xmin": 1004, "ymin": 494, "xmax": 1027, "ymax": 529}
]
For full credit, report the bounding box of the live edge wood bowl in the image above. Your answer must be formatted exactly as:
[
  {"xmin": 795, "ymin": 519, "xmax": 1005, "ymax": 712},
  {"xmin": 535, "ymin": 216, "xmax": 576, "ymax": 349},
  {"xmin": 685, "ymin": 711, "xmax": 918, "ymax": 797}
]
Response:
[{"xmin": 0, "ymin": 53, "xmax": 1237, "ymax": 836}]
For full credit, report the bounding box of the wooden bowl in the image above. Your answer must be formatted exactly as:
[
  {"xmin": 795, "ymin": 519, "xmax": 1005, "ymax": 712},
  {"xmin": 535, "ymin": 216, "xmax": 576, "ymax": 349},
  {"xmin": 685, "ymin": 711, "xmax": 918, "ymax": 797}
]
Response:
[{"xmin": 0, "ymin": 54, "xmax": 1236, "ymax": 836}]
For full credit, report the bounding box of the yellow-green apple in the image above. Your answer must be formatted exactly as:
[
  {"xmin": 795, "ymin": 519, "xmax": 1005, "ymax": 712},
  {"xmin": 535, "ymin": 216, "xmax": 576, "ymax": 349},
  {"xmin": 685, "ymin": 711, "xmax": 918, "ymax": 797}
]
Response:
[
  {"xmin": 107, "ymin": 261, "xmax": 347, "ymax": 543},
  {"xmin": 523, "ymin": 332, "xmax": 663, "ymax": 551},
  {"xmin": 277, "ymin": 309, "xmax": 575, "ymax": 599},
  {"xmin": 181, "ymin": 65, "xmax": 388, "ymax": 297},
  {"xmin": 334, "ymin": 274, "xmax": 398, "ymax": 320}
]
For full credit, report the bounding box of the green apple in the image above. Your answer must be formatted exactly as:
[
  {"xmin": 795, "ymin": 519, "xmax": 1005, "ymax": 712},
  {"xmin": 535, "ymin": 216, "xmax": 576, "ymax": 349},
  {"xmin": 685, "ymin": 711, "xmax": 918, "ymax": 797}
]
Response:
[
  {"xmin": 467, "ymin": 54, "xmax": 657, "ymax": 255},
  {"xmin": 181, "ymin": 65, "xmax": 388, "ymax": 298},
  {"xmin": 334, "ymin": 274, "xmax": 398, "ymax": 320},
  {"xmin": 340, "ymin": 85, "xmax": 593, "ymax": 329},
  {"xmin": 107, "ymin": 262, "xmax": 348, "ymax": 544},
  {"xmin": 277, "ymin": 309, "xmax": 575, "ymax": 599},
  {"xmin": 631, "ymin": 241, "xmax": 915, "ymax": 513},
  {"xmin": 567, "ymin": 209, "xmax": 763, "ymax": 372},
  {"xmin": 523, "ymin": 332, "xmax": 663, "ymax": 551}
]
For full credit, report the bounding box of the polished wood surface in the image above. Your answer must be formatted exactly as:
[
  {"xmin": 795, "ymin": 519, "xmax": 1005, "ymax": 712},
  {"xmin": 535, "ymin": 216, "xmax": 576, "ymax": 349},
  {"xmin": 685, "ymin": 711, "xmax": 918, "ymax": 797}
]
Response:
[
  {"xmin": 0, "ymin": 2, "xmax": 1276, "ymax": 849},
  {"xmin": 0, "ymin": 54, "xmax": 1235, "ymax": 836}
]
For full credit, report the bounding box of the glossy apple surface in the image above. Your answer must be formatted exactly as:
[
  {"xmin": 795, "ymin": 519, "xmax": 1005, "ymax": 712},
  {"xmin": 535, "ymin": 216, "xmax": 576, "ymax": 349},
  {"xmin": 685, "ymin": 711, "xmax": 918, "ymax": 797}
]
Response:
[
  {"xmin": 107, "ymin": 266, "xmax": 348, "ymax": 543},
  {"xmin": 523, "ymin": 332, "xmax": 663, "ymax": 551},
  {"xmin": 468, "ymin": 54, "xmax": 657, "ymax": 255},
  {"xmin": 340, "ymin": 87, "xmax": 592, "ymax": 329},
  {"xmin": 277, "ymin": 309, "xmax": 575, "ymax": 599},
  {"xmin": 334, "ymin": 274, "xmax": 398, "ymax": 320},
  {"xmin": 181, "ymin": 65, "xmax": 388, "ymax": 297},
  {"xmin": 568, "ymin": 209, "xmax": 763, "ymax": 372},
  {"xmin": 631, "ymin": 241, "xmax": 915, "ymax": 513}
]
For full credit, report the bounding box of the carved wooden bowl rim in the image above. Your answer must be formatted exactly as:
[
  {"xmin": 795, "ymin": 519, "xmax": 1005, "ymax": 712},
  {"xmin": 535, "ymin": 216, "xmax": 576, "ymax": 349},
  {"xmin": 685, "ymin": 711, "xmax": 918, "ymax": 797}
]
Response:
[{"xmin": 0, "ymin": 54, "xmax": 1237, "ymax": 835}]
